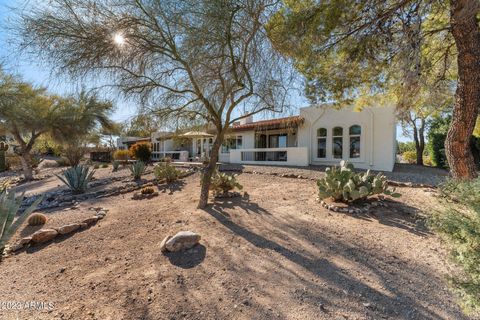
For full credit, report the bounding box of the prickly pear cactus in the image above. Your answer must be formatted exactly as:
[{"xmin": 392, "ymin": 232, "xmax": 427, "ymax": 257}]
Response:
[
  {"xmin": 317, "ymin": 160, "xmax": 401, "ymax": 203},
  {"xmin": 0, "ymin": 142, "xmax": 9, "ymax": 172}
]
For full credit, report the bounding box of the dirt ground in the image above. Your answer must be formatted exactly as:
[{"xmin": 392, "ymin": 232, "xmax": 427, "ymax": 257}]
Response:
[{"xmin": 0, "ymin": 172, "xmax": 472, "ymax": 320}]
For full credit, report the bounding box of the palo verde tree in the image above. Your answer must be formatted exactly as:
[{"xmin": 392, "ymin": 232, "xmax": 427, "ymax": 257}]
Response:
[
  {"xmin": 17, "ymin": 0, "xmax": 290, "ymax": 208},
  {"xmin": 268, "ymin": 0, "xmax": 480, "ymax": 179}
]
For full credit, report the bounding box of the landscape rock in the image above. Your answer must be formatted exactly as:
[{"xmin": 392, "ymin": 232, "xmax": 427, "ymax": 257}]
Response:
[
  {"xmin": 58, "ymin": 224, "xmax": 81, "ymax": 235},
  {"xmin": 82, "ymin": 216, "xmax": 99, "ymax": 225},
  {"xmin": 160, "ymin": 236, "xmax": 172, "ymax": 253},
  {"xmin": 31, "ymin": 229, "xmax": 58, "ymax": 244},
  {"xmin": 19, "ymin": 237, "xmax": 32, "ymax": 245},
  {"xmin": 164, "ymin": 231, "xmax": 201, "ymax": 252}
]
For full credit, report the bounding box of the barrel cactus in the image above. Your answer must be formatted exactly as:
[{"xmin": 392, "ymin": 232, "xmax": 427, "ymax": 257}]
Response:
[
  {"xmin": 0, "ymin": 142, "xmax": 9, "ymax": 172},
  {"xmin": 27, "ymin": 213, "xmax": 47, "ymax": 226},
  {"xmin": 317, "ymin": 161, "xmax": 401, "ymax": 203}
]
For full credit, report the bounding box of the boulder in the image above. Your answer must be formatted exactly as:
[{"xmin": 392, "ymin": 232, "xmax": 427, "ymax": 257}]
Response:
[
  {"xmin": 160, "ymin": 236, "xmax": 172, "ymax": 253},
  {"xmin": 58, "ymin": 223, "xmax": 81, "ymax": 235},
  {"xmin": 164, "ymin": 231, "xmax": 201, "ymax": 252},
  {"xmin": 19, "ymin": 237, "xmax": 32, "ymax": 245},
  {"xmin": 82, "ymin": 216, "xmax": 99, "ymax": 225},
  {"xmin": 31, "ymin": 229, "xmax": 58, "ymax": 244}
]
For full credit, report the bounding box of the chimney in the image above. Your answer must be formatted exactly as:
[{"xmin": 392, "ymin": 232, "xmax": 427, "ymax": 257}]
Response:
[{"xmin": 239, "ymin": 115, "xmax": 253, "ymax": 125}]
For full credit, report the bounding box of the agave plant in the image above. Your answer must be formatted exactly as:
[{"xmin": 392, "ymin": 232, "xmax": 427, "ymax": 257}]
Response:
[
  {"xmin": 56, "ymin": 165, "xmax": 95, "ymax": 194},
  {"xmin": 317, "ymin": 160, "xmax": 401, "ymax": 203},
  {"xmin": 0, "ymin": 187, "xmax": 43, "ymax": 256},
  {"xmin": 129, "ymin": 161, "xmax": 146, "ymax": 180},
  {"xmin": 112, "ymin": 160, "xmax": 120, "ymax": 172}
]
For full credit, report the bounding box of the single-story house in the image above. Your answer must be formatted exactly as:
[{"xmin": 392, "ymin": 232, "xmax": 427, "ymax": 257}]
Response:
[
  {"xmin": 136, "ymin": 104, "xmax": 396, "ymax": 171},
  {"xmin": 116, "ymin": 136, "xmax": 151, "ymax": 150}
]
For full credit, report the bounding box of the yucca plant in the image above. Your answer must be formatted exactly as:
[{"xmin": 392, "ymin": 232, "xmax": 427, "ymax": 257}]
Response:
[
  {"xmin": 129, "ymin": 161, "xmax": 146, "ymax": 180},
  {"xmin": 317, "ymin": 160, "xmax": 401, "ymax": 203},
  {"xmin": 0, "ymin": 188, "xmax": 43, "ymax": 256},
  {"xmin": 210, "ymin": 171, "xmax": 243, "ymax": 195},
  {"xmin": 56, "ymin": 165, "xmax": 95, "ymax": 194}
]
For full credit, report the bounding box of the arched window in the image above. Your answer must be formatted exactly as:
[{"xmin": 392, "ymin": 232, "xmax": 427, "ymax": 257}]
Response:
[
  {"xmin": 332, "ymin": 127, "xmax": 343, "ymax": 159},
  {"xmin": 317, "ymin": 128, "xmax": 327, "ymax": 158},
  {"xmin": 349, "ymin": 125, "xmax": 361, "ymax": 158}
]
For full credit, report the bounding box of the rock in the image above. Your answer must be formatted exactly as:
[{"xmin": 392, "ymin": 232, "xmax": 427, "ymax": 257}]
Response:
[
  {"xmin": 164, "ymin": 231, "xmax": 201, "ymax": 252},
  {"xmin": 82, "ymin": 216, "xmax": 99, "ymax": 225},
  {"xmin": 58, "ymin": 223, "xmax": 81, "ymax": 235},
  {"xmin": 79, "ymin": 223, "xmax": 88, "ymax": 229},
  {"xmin": 19, "ymin": 237, "xmax": 32, "ymax": 245},
  {"xmin": 160, "ymin": 236, "xmax": 172, "ymax": 252},
  {"xmin": 31, "ymin": 229, "xmax": 58, "ymax": 244},
  {"xmin": 9, "ymin": 243, "xmax": 24, "ymax": 252}
]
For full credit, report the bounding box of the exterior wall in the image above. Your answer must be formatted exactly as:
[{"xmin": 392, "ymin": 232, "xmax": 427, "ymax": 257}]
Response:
[
  {"xmin": 297, "ymin": 105, "xmax": 396, "ymax": 171},
  {"xmin": 230, "ymin": 147, "xmax": 309, "ymax": 166},
  {"xmin": 218, "ymin": 131, "xmax": 255, "ymax": 162}
]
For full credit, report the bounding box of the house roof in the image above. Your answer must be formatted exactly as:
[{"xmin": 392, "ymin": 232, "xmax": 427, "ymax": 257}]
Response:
[{"xmin": 231, "ymin": 116, "xmax": 305, "ymax": 131}]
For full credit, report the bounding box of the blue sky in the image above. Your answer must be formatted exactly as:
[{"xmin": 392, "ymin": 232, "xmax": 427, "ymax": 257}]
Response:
[{"xmin": 0, "ymin": 0, "xmax": 409, "ymax": 141}]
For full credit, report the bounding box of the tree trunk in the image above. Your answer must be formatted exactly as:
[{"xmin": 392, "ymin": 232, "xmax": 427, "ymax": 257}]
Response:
[
  {"xmin": 19, "ymin": 151, "xmax": 33, "ymax": 181},
  {"xmin": 446, "ymin": 0, "xmax": 480, "ymax": 179},
  {"xmin": 197, "ymin": 132, "xmax": 224, "ymax": 208},
  {"xmin": 416, "ymin": 118, "xmax": 425, "ymax": 166}
]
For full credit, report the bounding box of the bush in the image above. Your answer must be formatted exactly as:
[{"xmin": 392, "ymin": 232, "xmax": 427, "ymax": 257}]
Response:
[
  {"xmin": 129, "ymin": 161, "xmax": 146, "ymax": 180},
  {"xmin": 93, "ymin": 164, "xmax": 100, "ymax": 169},
  {"xmin": 129, "ymin": 142, "xmax": 152, "ymax": 163},
  {"xmin": 397, "ymin": 141, "xmax": 416, "ymax": 154},
  {"xmin": 402, "ymin": 150, "xmax": 417, "ymax": 164},
  {"xmin": 317, "ymin": 160, "xmax": 401, "ymax": 203},
  {"xmin": 101, "ymin": 163, "xmax": 109, "ymax": 168},
  {"xmin": 154, "ymin": 162, "xmax": 181, "ymax": 183},
  {"xmin": 56, "ymin": 165, "xmax": 95, "ymax": 194},
  {"xmin": 430, "ymin": 178, "xmax": 480, "ymax": 313},
  {"xmin": 55, "ymin": 157, "xmax": 70, "ymax": 167},
  {"xmin": 63, "ymin": 145, "xmax": 86, "ymax": 167},
  {"xmin": 5, "ymin": 155, "xmax": 21, "ymax": 171},
  {"xmin": 210, "ymin": 171, "xmax": 243, "ymax": 195},
  {"xmin": 112, "ymin": 160, "xmax": 120, "ymax": 172},
  {"xmin": 113, "ymin": 150, "xmax": 130, "ymax": 162},
  {"xmin": 0, "ymin": 186, "xmax": 42, "ymax": 256}
]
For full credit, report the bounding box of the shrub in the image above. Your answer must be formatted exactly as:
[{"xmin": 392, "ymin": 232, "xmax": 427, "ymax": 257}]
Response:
[
  {"xmin": 112, "ymin": 160, "xmax": 120, "ymax": 172},
  {"xmin": 113, "ymin": 150, "xmax": 130, "ymax": 162},
  {"xmin": 6, "ymin": 155, "xmax": 21, "ymax": 170},
  {"xmin": 93, "ymin": 164, "xmax": 100, "ymax": 169},
  {"xmin": 56, "ymin": 165, "xmax": 95, "ymax": 194},
  {"xmin": 55, "ymin": 157, "xmax": 70, "ymax": 167},
  {"xmin": 210, "ymin": 171, "xmax": 243, "ymax": 195},
  {"xmin": 129, "ymin": 161, "xmax": 146, "ymax": 180},
  {"xmin": 141, "ymin": 187, "xmax": 155, "ymax": 195},
  {"xmin": 160, "ymin": 156, "xmax": 172, "ymax": 163},
  {"xmin": 0, "ymin": 187, "xmax": 42, "ymax": 256},
  {"xmin": 63, "ymin": 145, "xmax": 86, "ymax": 167},
  {"xmin": 154, "ymin": 162, "xmax": 181, "ymax": 183},
  {"xmin": 430, "ymin": 178, "xmax": 480, "ymax": 313},
  {"xmin": 27, "ymin": 213, "xmax": 47, "ymax": 226},
  {"xmin": 101, "ymin": 163, "xmax": 109, "ymax": 168},
  {"xmin": 129, "ymin": 142, "xmax": 152, "ymax": 163},
  {"xmin": 317, "ymin": 161, "xmax": 401, "ymax": 203},
  {"xmin": 397, "ymin": 141, "xmax": 416, "ymax": 154},
  {"xmin": 402, "ymin": 150, "xmax": 417, "ymax": 164}
]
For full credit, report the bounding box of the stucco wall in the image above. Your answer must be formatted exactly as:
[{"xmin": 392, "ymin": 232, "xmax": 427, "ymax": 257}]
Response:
[{"xmin": 297, "ymin": 105, "xmax": 396, "ymax": 171}]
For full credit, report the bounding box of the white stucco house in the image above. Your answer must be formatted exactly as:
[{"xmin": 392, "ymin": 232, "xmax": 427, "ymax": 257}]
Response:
[{"xmin": 134, "ymin": 104, "xmax": 396, "ymax": 171}]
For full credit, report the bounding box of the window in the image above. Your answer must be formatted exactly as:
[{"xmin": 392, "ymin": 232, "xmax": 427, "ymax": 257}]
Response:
[
  {"xmin": 317, "ymin": 128, "xmax": 327, "ymax": 158},
  {"xmin": 268, "ymin": 134, "xmax": 287, "ymax": 148},
  {"xmin": 221, "ymin": 136, "xmax": 242, "ymax": 153},
  {"xmin": 332, "ymin": 127, "xmax": 343, "ymax": 159},
  {"xmin": 349, "ymin": 125, "xmax": 361, "ymax": 158}
]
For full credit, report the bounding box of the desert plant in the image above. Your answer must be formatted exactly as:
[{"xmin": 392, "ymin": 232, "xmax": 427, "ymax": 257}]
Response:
[
  {"xmin": 0, "ymin": 142, "xmax": 9, "ymax": 172},
  {"xmin": 0, "ymin": 189, "xmax": 43, "ymax": 256},
  {"xmin": 113, "ymin": 149, "xmax": 129, "ymax": 165},
  {"xmin": 112, "ymin": 160, "xmax": 120, "ymax": 172},
  {"xmin": 56, "ymin": 165, "xmax": 95, "ymax": 194},
  {"xmin": 317, "ymin": 161, "xmax": 401, "ymax": 203},
  {"xmin": 55, "ymin": 157, "xmax": 70, "ymax": 167},
  {"xmin": 93, "ymin": 164, "xmax": 100, "ymax": 169},
  {"xmin": 160, "ymin": 156, "xmax": 172, "ymax": 163},
  {"xmin": 402, "ymin": 151, "xmax": 417, "ymax": 164},
  {"xmin": 210, "ymin": 171, "xmax": 243, "ymax": 195},
  {"xmin": 429, "ymin": 178, "xmax": 480, "ymax": 313},
  {"xmin": 27, "ymin": 213, "xmax": 47, "ymax": 226},
  {"xmin": 63, "ymin": 144, "xmax": 86, "ymax": 167},
  {"xmin": 129, "ymin": 142, "xmax": 152, "ymax": 163},
  {"xmin": 129, "ymin": 161, "xmax": 146, "ymax": 180},
  {"xmin": 101, "ymin": 163, "xmax": 108, "ymax": 168},
  {"xmin": 154, "ymin": 162, "xmax": 181, "ymax": 183},
  {"xmin": 141, "ymin": 187, "xmax": 155, "ymax": 195}
]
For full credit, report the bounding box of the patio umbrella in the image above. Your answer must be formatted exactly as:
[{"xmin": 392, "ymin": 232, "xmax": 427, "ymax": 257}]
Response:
[{"xmin": 180, "ymin": 131, "xmax": 214, "ymax": 137}]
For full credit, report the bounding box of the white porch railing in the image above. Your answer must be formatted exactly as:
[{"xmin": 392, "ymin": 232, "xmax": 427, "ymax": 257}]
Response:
[
  {"xmin": 152, "ymin": 150, "xmax": 189, "ymax": 162},
  {"xmin": 229, "ymin": 147, "xmax": 309, "ymax": 166}
]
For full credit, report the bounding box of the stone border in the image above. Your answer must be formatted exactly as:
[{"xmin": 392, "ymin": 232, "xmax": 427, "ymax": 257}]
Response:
[
  {"xmin": 4, "ymin": 208, "xmax": 108, "ymax": 255},
  {"xmin": 221, "ymin": 168, "xmax": 437, "ymax": 189},
  {"xmin": 319, "ymin": 198, "xmax": 390, "ymax": 214},
  {"xmin": 213, "ymin": 191, "xmax": 243, "ymax": 199}
]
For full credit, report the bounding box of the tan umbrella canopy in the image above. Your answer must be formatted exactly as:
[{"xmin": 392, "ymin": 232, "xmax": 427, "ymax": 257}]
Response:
[{"xmin": 180, "ymin": 131, "xmax": 214, "ymax": 137}]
